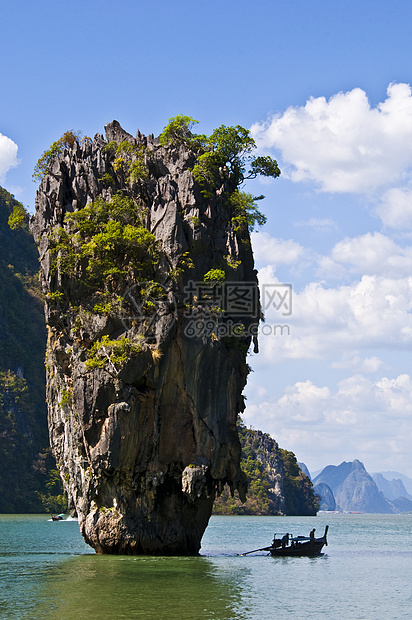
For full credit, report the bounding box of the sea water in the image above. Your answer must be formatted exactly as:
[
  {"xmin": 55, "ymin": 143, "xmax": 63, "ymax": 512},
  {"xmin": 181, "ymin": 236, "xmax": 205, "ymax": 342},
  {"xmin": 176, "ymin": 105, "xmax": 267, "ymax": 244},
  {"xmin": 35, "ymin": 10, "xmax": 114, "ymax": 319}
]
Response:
[{"xmin": 1, "ymin": 513, "xmax": 412, "ymax": 619}]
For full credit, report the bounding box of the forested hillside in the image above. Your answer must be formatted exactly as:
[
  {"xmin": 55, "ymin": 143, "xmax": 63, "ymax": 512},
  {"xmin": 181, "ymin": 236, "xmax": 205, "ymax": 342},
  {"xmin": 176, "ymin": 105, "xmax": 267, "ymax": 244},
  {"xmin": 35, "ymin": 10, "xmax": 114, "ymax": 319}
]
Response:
[
  {"xmin": 0, "ymin": 187, "xmax": 64, "ymax": 512},
  {"xmin": 213, "ymin": 423, "xmax": 319, "ymax": 515}
]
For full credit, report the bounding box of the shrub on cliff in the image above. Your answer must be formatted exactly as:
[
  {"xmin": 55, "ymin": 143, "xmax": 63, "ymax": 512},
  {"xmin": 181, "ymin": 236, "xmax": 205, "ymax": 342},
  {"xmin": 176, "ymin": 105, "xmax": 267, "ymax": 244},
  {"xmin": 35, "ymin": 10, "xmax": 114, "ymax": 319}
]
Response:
[
  {"xmin": 33, "ymin": 131, "xmax": 90, "ymax": 181},
  {"xmin": 49, "ymin": 194, "xmax": 159, "ymax": 289},
  {"xmin": 160, "ymin": 115, "xmax": 280, "ymax": 222}
]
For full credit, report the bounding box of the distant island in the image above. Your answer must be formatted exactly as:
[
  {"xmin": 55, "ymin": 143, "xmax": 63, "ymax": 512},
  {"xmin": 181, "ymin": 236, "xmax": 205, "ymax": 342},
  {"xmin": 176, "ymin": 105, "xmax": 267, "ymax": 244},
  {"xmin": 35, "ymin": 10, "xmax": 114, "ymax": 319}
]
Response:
[{"xmin": 312, "ymin": 459, "xmax": 412, "ymax": 513}]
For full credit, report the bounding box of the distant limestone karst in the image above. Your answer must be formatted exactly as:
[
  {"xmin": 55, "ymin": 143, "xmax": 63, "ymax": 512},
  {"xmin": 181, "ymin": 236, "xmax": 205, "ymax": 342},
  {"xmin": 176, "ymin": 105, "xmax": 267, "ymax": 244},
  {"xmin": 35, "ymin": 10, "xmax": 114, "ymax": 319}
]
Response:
[{"xmin": 313, "ymin": 460, "xmax": 412, "ymax": 513}]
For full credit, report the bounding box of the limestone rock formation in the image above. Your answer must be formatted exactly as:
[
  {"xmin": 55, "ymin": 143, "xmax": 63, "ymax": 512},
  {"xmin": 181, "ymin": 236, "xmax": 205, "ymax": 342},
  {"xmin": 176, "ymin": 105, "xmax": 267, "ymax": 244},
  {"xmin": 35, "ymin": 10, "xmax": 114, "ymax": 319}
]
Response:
[
  {"xmin": 313, "ymin": 482, "xmax": 336, "ymax": 511},
  {"xmin": 314, "ymin": 460, "xmax": 394, "ymax": 513},
  {"xmin": 31, "ymin": 121, "xmax": 260, "ymax": 554},
  {"xmin": 213, "ymin": 427, "xmax": 286, "ymax": 515},
  {"xmin": 246, "ymin": 429, "xmax": 286, "ymax": 514},
  {"xmin": 372, "ymin": 473, "xmax": 412, "ymax": 501}
]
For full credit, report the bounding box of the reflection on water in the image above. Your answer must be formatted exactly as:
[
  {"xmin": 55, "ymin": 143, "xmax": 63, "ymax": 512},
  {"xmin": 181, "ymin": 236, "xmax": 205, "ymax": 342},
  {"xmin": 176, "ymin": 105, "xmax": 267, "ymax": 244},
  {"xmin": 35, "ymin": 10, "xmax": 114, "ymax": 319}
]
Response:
[{"xmin": 33, "ymin": 554, "xmax": 247, "ymax": 620}]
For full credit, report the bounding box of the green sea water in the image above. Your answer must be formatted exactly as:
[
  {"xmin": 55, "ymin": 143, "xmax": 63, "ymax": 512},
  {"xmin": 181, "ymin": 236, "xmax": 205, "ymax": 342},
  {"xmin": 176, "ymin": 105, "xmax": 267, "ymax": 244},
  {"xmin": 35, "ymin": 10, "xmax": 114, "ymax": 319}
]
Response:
[{"xmin": 1, "ymin": 513, "xmax": 412, "ymax": 619}]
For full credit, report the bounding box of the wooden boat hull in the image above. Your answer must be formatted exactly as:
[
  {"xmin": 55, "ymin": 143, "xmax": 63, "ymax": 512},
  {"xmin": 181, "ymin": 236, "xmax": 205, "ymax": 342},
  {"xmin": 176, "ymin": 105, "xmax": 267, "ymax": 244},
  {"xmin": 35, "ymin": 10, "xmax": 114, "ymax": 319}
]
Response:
[
  {"xmin": 269, "ymin": 525, "xmax": 329, "ymax": 557},
  {"xmin": 269, "ymin": 540, "xmax": 326, "ymax": 556}
]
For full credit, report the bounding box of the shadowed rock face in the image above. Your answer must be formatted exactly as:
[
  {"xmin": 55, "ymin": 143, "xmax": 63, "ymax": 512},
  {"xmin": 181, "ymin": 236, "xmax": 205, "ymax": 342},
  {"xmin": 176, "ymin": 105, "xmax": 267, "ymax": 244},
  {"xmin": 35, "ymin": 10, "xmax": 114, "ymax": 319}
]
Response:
[{"xmin": 31, "ymin": 121, "xmax": 259, "ymax": 554}]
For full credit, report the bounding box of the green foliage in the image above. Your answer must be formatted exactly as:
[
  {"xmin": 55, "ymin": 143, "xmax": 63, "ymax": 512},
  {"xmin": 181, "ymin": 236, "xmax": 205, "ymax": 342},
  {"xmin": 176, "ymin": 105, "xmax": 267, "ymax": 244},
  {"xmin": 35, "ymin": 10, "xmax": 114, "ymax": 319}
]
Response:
[
  {"xmin": 93, "ymin": 299, "xmax": 114, "ymax": 314},
  {"xmin": 8, "ymin": 202, "xmax": 29, "ymax": 230},
  {"xmin": 192, "ymin": 123, "xmax": 280, "ymax": 197},
  {"xmin": 38, "ymin": 468, "xmax": 68, "ymax": 513},
  {"xmin": 168, "ymin": 251, "xmax": 195, "ymax": 281},
  {"xmin": 85, "ymin": 335, "xmax": 142, "ymax": 372},
  {"xmin": 249, "ymin": 155, "xmax": 281, "ymax": 179},
  {"xmin": 100, "ymin": 172, "xmax": 115, "ymax": 186},
  {"xmin": 188, "ymin": 215, "xmax": 200, "ymax": 227},
  {"xmin": 127, "ymin": 156, "xmax": 149, "ymax": 184},
  {"xmin": 103, "ymin": 140, "xmax": 118, "ymax": 153},
  {"xmin": 160, "ymin": 116, "xmax": 280, "ymax": 222},
  {"xmin": 230, "ymin": 190, "xmax": 267, "ymax": 233},
  {"xmin": 203, "ymin": 268, "xmax": 226, "ymax": 282},
  {"xmin": 199, "ymin": 124, "xmax": 256, "ymax": 187},
  {"xmin": 0, "ymin": 187, "xmax": 53, "ymax": 512},
  {"xmin": 48, "ymin": 290, "xmax": 65, "ymax": 303},
  {"xmin": 155, "ymin": 117, "xmax": 280, "ymax": 230},
  {"xmin": 0, "ymin": 369, "xmax": 46, "ymax": 512},
  {"xmin": 60, "ymin": 388, "xmax": 73, "ymax": 408},
  {"xmin": 213, "ymin": 424, "xmax": 319, "ymax": 516},
  {"xmin": 159, "ymin": 115, "xmax": 201, "ymax": 147},
  {"xmin": 33, "ymin": 130, "xmax": 84, "ymax": 181},
  {"xmin": 103, "ymin": 139, "xmax": 149, "ymax": 186},
  {"xmin": 113, "ymin": 157, "xmax": 125, "ymax": 171},
  {"xmin": 224, "ymin": 255, "xmax": 241, "ymax": 270},
  {"xmin": 49, "ymin": 193, "xmax": 159, "ymax": 295},
  {"xmin": 279, "ymin": 448, "xmax": 319, "ymax": 516},
  {"xmin": 115, "ymin": 140, "xmax": 135, "ymax": 155}
]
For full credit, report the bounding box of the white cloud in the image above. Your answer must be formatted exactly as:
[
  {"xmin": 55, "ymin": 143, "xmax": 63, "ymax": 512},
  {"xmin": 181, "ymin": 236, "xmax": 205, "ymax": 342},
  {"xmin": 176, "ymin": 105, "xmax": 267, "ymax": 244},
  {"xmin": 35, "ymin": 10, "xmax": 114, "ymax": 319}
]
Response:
[
  {"xmin": 244, "ymin": 373, "xmax": 412, "ymax": 476},
  {"xmin": 295, "ymin": 217, "xmax": 338, "ymax": 231},
  {"xmin": 331, "ymin": 352, "xmax": 384, "ymax": 373},
  {"xmin": 257, "ymin": 269, "xmax": 412, "ymax": 362},
  {"xmin": 251, "ymin": 231, "xmax": 305, "ymax": 267},
  {"xmin": 251, "ymin": 82, "xmax": 412, "ymax": 194},
  {"xmin": 0, "ymin": 133, "xmax": 19, "ymax": 182},
  {"xmin": 276, "ymin": 380, "xmax": 330, "ymax": 424},
  {"xmin": 376, "ymin": 186, "xmax": 412, "ymax": 229},
  {"xmin": 318, "ymin": 232, "xmax": 412, "ymax": 278}
]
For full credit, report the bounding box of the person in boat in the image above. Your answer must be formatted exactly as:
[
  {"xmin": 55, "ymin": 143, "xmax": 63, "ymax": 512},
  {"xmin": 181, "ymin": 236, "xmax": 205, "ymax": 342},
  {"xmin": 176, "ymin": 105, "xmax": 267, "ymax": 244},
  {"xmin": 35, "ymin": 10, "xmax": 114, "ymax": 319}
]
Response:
[
  {"xmin": 281, "ymin": 533, "xmax": 289, "ymax": 548},
  {"xmin": 309, "ymin": 528, "xmax": 316, "ymax": 539}
]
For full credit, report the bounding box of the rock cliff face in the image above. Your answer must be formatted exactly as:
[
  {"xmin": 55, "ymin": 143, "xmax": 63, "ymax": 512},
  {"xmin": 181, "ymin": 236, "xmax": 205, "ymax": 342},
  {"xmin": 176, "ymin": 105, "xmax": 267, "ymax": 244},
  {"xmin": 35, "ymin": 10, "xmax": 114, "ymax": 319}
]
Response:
[
  {"xmin": 31, "ymin": 122, "xmax": 259, "ymax": 554},
  {"xmin": 313, "ymin": 482, "xmax": 336, "ymax": 511},
  {"xmin": 240, "ymin": 428, "xmax": 286, "ymax": 514},
  {"xmin": 372, "ymin": 473, "xmax": 412, "ymax": 501}
]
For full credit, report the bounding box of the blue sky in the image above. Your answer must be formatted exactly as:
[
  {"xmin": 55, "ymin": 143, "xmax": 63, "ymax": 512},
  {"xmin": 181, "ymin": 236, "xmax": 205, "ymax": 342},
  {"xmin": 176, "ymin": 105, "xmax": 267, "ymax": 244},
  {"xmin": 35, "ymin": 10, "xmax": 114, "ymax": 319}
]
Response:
[{"xmin": 2, "ymin": 0, "xmax": 412, "ymax": 476}]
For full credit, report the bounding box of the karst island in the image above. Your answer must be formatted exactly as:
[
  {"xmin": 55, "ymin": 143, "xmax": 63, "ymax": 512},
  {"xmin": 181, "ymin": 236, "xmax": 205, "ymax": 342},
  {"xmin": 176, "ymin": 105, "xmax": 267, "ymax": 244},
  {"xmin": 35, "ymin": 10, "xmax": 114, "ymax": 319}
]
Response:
[{"xmin": 30, "ymin": 116, "xmax": 280, "ymax": 554}]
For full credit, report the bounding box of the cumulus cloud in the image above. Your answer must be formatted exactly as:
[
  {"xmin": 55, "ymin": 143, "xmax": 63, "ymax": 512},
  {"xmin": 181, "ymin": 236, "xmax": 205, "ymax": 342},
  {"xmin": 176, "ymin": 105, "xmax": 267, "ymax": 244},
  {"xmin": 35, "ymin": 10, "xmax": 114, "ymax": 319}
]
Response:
[
  {"xmin": 243, "ymin": 373, "xmax": 412, "ymax": 475},
  {"xmin": 331, "ymin": 353, "xmax": 384, "ymax": 373},
  {"xmin": 0, "ymin": 133, "xmax": 19, "ymax": 182},
  {"xmin": 317, "ymin": 232, "xmax": 412, "ymax": 278},
  {"xmin": 251, "ymin": 231, "xmax": 305, "ymax": 267},
  {"xmin": 251, "ymin": 82, "xmax": 412, "ymax": 194},
  {"xmin": 376, "ymin": 186, "xmax": 412, "ymax": 229},
  {"xmin": 257, "ymin": 267, "xmax": 412, "ymax": 362}
]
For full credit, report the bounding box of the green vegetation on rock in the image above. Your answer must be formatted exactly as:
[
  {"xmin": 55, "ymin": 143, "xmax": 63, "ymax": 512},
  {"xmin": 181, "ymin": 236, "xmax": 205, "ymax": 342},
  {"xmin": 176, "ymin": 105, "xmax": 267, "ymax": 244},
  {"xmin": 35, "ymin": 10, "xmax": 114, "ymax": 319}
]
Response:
[
  {"xmin": 33, "ymin": 130, "xmax": 89, "ymax": 181},
  {"xmin": 48, "ymin": 193, "xmax": 159, "ymax": 303},
  {"xmin": 279, "ymin": 448, "xmax": 320, "ymax": 516},
  {"xmin": 213, "ymin": 424, "xmax": 319, "ymax": 516},
  {"xmin": 160, "ymin": 115, "xmax": 280, "ymax": 230},
  {"xmin": 85, "ymin": 334, "xmax": 143, "ymax": 372}
]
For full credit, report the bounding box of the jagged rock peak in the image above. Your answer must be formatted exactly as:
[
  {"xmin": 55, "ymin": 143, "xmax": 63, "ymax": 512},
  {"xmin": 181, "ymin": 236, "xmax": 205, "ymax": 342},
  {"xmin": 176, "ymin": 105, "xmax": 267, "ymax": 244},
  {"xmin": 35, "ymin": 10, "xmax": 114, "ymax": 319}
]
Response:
[{"xmin": 31, "ymin": 122, "xmax": 260, "ymax": 554}]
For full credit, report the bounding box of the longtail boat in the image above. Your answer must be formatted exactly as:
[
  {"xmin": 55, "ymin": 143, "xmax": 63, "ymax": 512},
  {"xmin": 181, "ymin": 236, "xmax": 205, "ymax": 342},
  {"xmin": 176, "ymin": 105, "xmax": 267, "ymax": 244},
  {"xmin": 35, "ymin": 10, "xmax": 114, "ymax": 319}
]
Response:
[{"xmin": 269, "ymin": 525, "xmax": 329, "ymax": 557}]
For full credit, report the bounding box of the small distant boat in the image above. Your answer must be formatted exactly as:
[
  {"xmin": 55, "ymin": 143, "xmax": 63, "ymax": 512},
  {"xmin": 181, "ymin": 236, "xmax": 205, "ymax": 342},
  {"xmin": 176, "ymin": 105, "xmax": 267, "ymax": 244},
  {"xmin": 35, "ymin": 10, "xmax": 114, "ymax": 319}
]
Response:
[
  {"xmin": 270, "ymin": 525, "xmax": 329, "ymax": 557},
  {"xmin": 50, "ymin": 513, "xmax": 65, "ymax": 521},
  {"xmin": 238, "ymin": 525, "xmax": 329, "ymax": 557}
]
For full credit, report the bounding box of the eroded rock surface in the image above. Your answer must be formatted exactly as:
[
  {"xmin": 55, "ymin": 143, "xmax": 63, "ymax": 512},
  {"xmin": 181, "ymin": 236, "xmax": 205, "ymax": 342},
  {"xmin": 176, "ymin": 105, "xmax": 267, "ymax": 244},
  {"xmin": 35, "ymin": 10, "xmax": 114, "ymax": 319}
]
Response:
[{"xmin": 31, "ymin": 121, "xmax": 259, "ymax": 554}]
